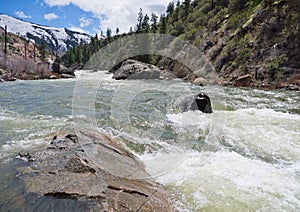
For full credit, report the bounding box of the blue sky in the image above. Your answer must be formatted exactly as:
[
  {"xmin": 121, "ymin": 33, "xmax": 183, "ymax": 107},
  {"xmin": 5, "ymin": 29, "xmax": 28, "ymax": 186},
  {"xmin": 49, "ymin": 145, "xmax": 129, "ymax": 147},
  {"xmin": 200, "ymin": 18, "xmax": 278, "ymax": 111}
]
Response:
[{"xmin": 0, "ymin": 0, "xmax": 171, "ymax": 35}]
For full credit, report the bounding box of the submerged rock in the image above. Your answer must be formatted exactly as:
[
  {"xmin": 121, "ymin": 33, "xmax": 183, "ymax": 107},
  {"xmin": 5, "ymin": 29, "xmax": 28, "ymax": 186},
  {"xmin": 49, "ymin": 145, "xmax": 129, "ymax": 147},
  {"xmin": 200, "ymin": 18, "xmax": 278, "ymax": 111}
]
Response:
[{"xmin": 17, "ymin": 131, "xmax": 176, "ymax": 211}]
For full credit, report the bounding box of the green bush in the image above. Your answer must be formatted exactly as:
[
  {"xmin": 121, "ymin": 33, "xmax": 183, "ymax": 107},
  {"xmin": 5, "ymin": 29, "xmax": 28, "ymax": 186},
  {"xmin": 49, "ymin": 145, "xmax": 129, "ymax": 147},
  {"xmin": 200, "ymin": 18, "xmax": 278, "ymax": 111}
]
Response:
[
  {"xmin": 266, "ymin": 54, "xmax": 288, "ymax": 79},
  {"xmin": 229, "ymin": 0, "xmax": 247, "ymax": 12}
]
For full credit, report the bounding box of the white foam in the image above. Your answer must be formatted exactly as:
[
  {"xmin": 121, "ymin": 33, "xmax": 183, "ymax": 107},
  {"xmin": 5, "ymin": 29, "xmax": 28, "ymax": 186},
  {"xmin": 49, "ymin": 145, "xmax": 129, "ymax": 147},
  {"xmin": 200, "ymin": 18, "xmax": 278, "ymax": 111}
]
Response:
[
  {"xmin": 223, "ymin": 108, "xmax": 300, "ymax": 163},
  {"xmin": 146, "ymin": 150, "xmax": 300, "ymax": 211},
  {"xmin": 140, "ymin": 107, "xmax": 300, "ymax": 210}
]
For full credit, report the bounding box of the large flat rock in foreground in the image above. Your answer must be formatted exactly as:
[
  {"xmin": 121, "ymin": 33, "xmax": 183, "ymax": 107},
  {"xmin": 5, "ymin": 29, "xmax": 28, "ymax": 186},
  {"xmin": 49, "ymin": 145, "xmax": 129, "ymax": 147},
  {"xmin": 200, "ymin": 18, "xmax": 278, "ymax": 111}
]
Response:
[{"xmin": 17, "ymin": 130, "xmax": 177, "ymax": 211}]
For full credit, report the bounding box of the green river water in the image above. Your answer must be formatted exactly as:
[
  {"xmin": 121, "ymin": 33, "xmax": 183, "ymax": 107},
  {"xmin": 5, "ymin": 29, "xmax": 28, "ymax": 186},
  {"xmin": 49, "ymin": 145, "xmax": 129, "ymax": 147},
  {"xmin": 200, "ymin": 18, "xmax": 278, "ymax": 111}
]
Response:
[{"xmin": 0, "ymin": 71, "xmax": 299, "ymax": 211}]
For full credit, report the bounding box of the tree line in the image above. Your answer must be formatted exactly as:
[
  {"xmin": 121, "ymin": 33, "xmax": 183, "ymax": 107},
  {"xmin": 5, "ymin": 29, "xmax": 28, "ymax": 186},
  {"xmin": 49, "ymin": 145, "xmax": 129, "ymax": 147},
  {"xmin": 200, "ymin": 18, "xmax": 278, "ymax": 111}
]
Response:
[{"xmin": 61, "ymin": 0, "xmax": 300, "ymax": 79}]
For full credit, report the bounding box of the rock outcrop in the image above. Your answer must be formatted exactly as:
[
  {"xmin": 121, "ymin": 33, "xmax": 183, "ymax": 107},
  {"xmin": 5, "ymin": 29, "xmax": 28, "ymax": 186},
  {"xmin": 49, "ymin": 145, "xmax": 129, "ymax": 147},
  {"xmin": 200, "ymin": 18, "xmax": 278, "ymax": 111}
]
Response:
[
  {"xmin": 17, "ymin": 131, "xmax": 177, "ymax": 211},
  {"xmin": 111, "ymin": 60, "xmax": 163, "ymax": 80}
]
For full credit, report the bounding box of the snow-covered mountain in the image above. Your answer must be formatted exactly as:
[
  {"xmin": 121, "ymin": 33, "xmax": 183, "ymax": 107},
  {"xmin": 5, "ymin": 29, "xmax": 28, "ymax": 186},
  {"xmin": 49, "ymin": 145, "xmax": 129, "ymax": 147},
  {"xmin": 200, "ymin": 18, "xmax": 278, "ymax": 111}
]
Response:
[{"xmin": 0, "ymin": 14, "xmax": 91, "ymax": 52}]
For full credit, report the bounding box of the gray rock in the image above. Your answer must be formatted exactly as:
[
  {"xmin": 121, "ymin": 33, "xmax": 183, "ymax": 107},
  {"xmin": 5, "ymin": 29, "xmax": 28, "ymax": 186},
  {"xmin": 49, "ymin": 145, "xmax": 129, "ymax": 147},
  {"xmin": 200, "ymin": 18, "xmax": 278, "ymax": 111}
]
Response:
[
  {"xmin": 178, "ymin": 93, "xmax": 213, "ymax": 113},
  {"xmin": 65, "ymin": 155, "xmax": 96, "ymax": 173},
  {"xmin": 60, "ymin": 74, "xmax": 74, "ymax": 78},
  {"xmin": 17, "ymin": 131, "xmax": 177, "ymax": 211},
  {"xmin": 193, "ymin": 77, "xmax": 208, "ymax": 86},
  {"xmin": 168, "ymin": 60, "xmax": 193, "ymax": 79},
  {"xmin": 49, "ymin": 75, "xmax": 57, "ymax": 79},
  {"xmin": 127, "ymin": 69, "xmax": 160, "ymax": 79},
  {"xmin": 112, "ymin": 60, "xmax": 162, "ymax": 80},
  {"xmin": 285, "ymin": 84, "xmax": 299, "ymax": 91}
]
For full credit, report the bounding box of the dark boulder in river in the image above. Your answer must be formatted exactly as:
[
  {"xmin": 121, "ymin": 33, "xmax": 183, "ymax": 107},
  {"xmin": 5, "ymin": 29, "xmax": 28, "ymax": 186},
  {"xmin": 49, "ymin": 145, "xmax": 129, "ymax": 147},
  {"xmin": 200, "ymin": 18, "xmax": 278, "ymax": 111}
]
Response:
[
  {"xmin": 180, "ymin": 93, "xmax": 213, "ymax": 113},
  {"xmin": 16, "ymin": 131, "xmax": 177, "ymax": 211}
]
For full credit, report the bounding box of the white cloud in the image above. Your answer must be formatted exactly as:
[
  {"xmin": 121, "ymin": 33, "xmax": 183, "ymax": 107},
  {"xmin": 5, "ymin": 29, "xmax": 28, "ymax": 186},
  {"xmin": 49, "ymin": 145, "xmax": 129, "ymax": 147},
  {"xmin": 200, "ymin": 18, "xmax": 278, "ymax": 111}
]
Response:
[
  {"xmin": 15, "ymin": 11, "xmax": 31, "ymax": 19},
  {"xmin": 79, "ymin": 17, "xmax": 91, "ymax": 28},
  {"xmin": 44, "ymin": 12, "xmax": 59, "ymax": 21},
  {"xmin": 44, "ymin": 0, "xmax": 171, "ymax": 33}
]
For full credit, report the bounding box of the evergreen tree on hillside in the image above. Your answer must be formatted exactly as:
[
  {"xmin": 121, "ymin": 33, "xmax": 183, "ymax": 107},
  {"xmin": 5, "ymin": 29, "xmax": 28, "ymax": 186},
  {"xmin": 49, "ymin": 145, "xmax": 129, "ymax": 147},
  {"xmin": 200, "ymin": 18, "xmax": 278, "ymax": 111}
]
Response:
[
  {"xmin": 229, "ymin": 0, "xmax": 247, "ymax": 12},
  {"xmin": 151, "ymin": 13, "xmax": 158, "ymax": 32},
  {"xmin": 76, "ymin": 46, "xmax": 83, "ymax": 66},
  {"xmin": 106, "ymin": 28, "xmax": 112, "ymax": 42},
  {"xmin": 66, "ymin": 49, "xmax": 75, "ymax": 67},
  {"xmin": 137, "ymin": 8, "xmax": 143, "ymax": 33},
  {"xmin": 39, "ymin": 41, "xmax": 47, "ymax": 62},
  {"xmin": 183, "ymin": 0, "xmax": 191, "ymax": 17},
  {"xmin": 167, "ymin": 2, "xmax": 175, "ymax": 16},
  {"xmin": 160, "ymin": 14, "xmax": 167, "ymax": 34},
  {"xmin": 142, "ymin": 14, "xmax": 151, "ymax": 33},
  {"xmin": 52, "ymin": 56, "xmax": 61, "ymax": 74}
]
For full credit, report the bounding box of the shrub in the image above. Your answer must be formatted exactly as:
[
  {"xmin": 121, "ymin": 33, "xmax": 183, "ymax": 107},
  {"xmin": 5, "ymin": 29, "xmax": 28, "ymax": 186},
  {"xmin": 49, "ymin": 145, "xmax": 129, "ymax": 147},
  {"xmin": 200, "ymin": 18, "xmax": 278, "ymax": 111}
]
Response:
[
  {"xmin": 266, "ymin": 54, "xmax": 288, "ymax": 79},
  {"xmin": 229, "ymin": 0, "xmax": 247, "ymax": 12}
]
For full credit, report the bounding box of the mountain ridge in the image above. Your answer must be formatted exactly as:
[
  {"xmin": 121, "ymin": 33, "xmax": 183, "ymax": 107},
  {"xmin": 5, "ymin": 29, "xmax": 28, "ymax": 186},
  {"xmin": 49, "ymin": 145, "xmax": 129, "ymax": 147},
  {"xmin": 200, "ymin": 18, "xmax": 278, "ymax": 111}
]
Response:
[{"xmin": 0, "ymin": 14, "xmax": 91, "ymax": 52}]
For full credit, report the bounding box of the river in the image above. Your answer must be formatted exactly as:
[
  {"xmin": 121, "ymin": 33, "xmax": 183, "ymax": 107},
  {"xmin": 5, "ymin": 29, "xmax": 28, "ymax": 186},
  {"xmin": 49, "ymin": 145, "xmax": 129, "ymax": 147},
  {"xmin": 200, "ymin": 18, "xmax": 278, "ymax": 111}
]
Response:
[{"xmin": 0, "ymin": 71, "xmax": 299, "ymax": 211}]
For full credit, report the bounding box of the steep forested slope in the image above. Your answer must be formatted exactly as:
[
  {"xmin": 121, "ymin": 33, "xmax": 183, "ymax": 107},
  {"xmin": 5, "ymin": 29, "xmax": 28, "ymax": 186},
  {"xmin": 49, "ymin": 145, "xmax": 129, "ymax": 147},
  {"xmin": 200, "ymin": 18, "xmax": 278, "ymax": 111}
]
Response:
[{"xmin": 63, "ymin": 0, "xmax": 300, "ymax": 88}]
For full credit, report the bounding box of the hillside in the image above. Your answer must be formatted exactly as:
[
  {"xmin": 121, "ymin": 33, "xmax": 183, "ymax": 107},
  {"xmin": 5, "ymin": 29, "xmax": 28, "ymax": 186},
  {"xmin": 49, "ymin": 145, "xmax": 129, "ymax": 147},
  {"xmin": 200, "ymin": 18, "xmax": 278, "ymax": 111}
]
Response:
[
  {"xmin": 163, "ymin": 0, "xmax": 300, "ymax": 88},
  {"xmin": 0, "ymin": 26, "xmax": 74, "ymax": 81},
  {"xmin": 0, "ymin": 14, "xmax": 91, "ymax": 52},
  {"xmin": 63, "ymin": 0, "xmax": 300, "ymax": 89}
]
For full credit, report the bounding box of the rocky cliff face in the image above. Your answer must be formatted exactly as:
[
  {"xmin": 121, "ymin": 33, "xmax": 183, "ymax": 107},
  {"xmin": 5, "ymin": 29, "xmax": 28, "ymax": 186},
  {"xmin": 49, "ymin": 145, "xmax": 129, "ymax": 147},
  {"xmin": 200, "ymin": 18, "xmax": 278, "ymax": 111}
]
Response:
[
  {"xmin": 163, "ymin": 0, "xmax": 300, "ymax": 89},
  {"xmin": 208, "ymin": 1, "xmax": 300, "ymax": 88}
]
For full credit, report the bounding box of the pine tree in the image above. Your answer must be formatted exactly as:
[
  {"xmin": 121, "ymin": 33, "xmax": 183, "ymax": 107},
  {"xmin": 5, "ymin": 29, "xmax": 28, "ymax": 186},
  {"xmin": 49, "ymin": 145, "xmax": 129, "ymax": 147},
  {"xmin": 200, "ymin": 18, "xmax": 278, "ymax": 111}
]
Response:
[
  {"xmin": 183, "ymin": 0, "xmax": 191, "ymax": 17},
  {"xmin": 106, "ymin": 28, "xmax": 112, "ymax": 42},
  {"xmin": 66, "ymin": 50, "xmax": 75, "ymax": 67},
  {"xmin": 129, "ymin": 26, "xmax": 133, "ymax": 33},
  {"xmin": 91, "ymin": 35, "xmax": 98, "ymax": 52},
  {"xmin": 167, "ymin": 2, "xmax": 175, "ymax": 16},
  {"xmin": 76, "ymin": 46, "xmax": 83, "ymax": 66},
  {"xmin": 151, "ymin": 13, "xmax": 158, "ymax": 32},
  {"xmin": 137, "ymin": 8, "xmax": 143, "ymax": 33},
  {"xmin": 4, "ymin": 25, "xmax": 7, "ymax": 56},
  {"xmin": 160, "ymin": 14, "xmax": 167, "ymax": 34},
  {"xmin": 39, "ymin": 41, "xmax": 47, "ymax": 62},
  {"xmin": 142, "ymin": 14, "xmax": 150, "ymax": 32},
  {"xmin": 52, "ymin": 56, "xmax": 61, "ymax": 74},
  {"xmin": 83, "ymin": 43, "xmax": 92, "ymax": 63}
]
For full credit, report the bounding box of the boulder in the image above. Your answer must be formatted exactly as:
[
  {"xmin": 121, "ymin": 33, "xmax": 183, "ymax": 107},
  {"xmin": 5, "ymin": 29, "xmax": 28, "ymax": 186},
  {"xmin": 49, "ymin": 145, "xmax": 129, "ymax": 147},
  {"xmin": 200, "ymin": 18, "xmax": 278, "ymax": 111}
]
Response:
[
  {"xmin": 112, "ymin": 60, "xmax": 162, "ymax": 80},
  {"xmin": 193, "ymin": 77, "xmax": 208, "ymax": 86},
  {"xmin": 179, "ymin": 93, "xmax": 213, "ymax": 113},
  {"xmin": 285, "ymin": 84, "xmax": 299, "ymax": 91},
  {"xmin": 49, "ymin": 75, "xmax": 57, "ymax": 79},
  {"xmin": 16, "ymin": 131, "xmax": 177, "ymax": 211},
  {"xmin": 168, "ymin": 60, "xmax": 193, "ymax": 79},
  {"xmin": 233, "ymin": 74, "xmax": 252, "ymax": 87},
  {"xmin": 60, "ymin": 74, "xmax": 75, "ymax": 78},
  {"xmin": 127, "ymin": 70, "xmax": 160, "ymax": 80}
]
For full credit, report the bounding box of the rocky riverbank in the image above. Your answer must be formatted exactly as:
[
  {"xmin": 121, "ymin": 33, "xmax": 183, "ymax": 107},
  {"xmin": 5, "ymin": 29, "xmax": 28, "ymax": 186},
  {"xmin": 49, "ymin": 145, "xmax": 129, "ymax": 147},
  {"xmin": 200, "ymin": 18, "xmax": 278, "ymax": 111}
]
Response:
[
  {"xmin": 110, "ymin": 59, "xmax": 300, "ymax": 91},
  {"xmin": 0, "ymin": 65, "xmax": 75, "ymax": 82},
  {"xmin": 15, "ymin": 130, "xmax": 178, "ymax": 211}
]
